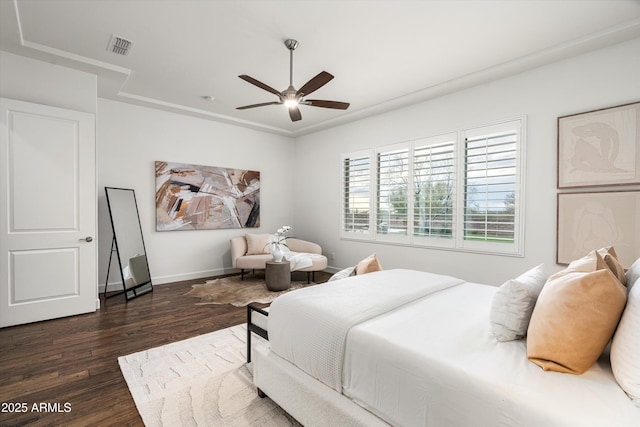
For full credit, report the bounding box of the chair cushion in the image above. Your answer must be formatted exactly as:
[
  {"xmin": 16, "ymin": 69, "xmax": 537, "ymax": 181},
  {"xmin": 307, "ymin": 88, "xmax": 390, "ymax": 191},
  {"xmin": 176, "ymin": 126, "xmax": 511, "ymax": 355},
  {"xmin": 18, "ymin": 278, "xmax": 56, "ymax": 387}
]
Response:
[
  {"xmin": 237, "ymin": 253, "xmax": 328, "ymax": 272},
  {"xmin": 295, "ymin": 255, "xmax": 328, "ymax": 272},
  {"xmin": 236, "ymin": 254, "xmax": 274, "ymax": 269}
]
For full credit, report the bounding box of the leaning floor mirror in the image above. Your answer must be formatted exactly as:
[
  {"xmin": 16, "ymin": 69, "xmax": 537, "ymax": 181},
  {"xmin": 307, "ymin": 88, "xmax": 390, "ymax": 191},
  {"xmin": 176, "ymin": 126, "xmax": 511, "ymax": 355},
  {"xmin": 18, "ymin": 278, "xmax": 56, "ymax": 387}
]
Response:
[{"xmin": 105, "ymin": 187, "xmax": 153, "ymax": 300}]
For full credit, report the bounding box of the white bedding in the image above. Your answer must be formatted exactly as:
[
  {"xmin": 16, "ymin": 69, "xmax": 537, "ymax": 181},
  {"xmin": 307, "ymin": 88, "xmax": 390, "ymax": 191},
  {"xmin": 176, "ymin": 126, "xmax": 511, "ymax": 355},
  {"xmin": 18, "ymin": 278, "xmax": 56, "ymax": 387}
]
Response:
[
  {"xmin": 343, "ymin": 282, "xmax": 640, "ymax": 427},
  {"xmin": 269, "ymin": 269, "xmax": 464, "ymax": 391}
]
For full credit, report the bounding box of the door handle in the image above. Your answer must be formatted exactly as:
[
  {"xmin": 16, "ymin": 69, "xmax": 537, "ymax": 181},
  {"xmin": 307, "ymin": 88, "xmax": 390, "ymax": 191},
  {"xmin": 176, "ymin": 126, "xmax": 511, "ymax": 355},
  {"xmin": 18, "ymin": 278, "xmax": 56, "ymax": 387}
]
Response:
[{"xmin": 81, "ymin": 236, "xmax": 94, "ymax": 242}]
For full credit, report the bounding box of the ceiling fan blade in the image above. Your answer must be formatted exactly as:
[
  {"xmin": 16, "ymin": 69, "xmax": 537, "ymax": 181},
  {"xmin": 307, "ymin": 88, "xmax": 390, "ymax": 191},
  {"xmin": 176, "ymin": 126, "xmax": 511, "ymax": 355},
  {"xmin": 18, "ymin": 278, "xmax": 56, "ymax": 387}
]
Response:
[
  {"xmin": 305, "ymin": 100, "xmax": 350, "ymax": 110},
  {"xmin": 236, "ymin": 101, "xmax": 281, "ymax": 110},
  {"xmin": 289, "ymin": 106, "xmax": 302, "ymax": 122},
  {"xmin": 296, "ymin": 71, "xmax": 334, "ymax": 97},
  {"xmin": 238, "ymin": 75, "xmax": 282, "ymax": 96}
]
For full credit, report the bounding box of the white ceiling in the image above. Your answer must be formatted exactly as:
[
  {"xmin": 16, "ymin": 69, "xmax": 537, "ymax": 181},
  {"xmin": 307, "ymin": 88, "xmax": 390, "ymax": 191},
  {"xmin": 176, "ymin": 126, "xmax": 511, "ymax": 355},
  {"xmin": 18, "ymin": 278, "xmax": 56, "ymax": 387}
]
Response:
[{"xmin": 1, "ymin": 0, "xmax": 639, "ymax": 137}]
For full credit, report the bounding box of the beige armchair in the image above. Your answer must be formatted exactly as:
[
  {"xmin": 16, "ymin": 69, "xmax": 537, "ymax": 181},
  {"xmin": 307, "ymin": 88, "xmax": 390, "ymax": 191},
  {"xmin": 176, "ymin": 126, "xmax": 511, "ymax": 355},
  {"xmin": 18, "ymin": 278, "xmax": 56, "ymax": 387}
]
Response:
[{"xmin": 230, "ymin": 235, "xmax": 328, "ymax": 283}]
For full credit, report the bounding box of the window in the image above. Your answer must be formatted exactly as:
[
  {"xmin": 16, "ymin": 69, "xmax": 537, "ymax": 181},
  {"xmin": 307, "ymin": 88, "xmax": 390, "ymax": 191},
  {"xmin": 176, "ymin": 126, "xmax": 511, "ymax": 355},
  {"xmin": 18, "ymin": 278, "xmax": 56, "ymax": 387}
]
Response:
[
  {"xmin": 341, "ymin": 117, "xmax": 525, "ymax": 256},
  {"xmin": 459, "ymin": 120, "xmax": 523, "ymax": 254},
  {"xmin": 413, "ymin": 137, "xmax": 455, "ymax": 243},
  {"xmin": 463, "ymin": 132, "xmax": 516, "ymax": 242},
  {"xmin": 342, "ymin": 153, "xmax": 372, "ymax": 237},
  {"xmin": 376, "ymin": 146, "xmax": 409, "ymax": 239}
]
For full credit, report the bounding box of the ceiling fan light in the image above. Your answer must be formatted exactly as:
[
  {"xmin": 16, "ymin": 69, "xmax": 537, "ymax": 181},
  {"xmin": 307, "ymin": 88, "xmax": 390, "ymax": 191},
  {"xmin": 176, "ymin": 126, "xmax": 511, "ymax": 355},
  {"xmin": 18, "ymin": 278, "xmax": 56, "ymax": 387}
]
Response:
[{"xmin": 284, "ymin": 98, "xmax": 298, "ymax": 108}]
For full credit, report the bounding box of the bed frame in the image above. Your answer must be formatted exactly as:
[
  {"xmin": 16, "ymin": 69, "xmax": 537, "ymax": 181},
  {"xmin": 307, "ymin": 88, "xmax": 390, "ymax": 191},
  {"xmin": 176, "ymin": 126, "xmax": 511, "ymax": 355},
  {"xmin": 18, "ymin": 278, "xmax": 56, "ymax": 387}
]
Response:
[
  {"xmin": 246, "ymin": 304, "xmax": 269, "ymax": 363},
  {"xmin": 247, "ymin": 304, "xmax": 389, "ymax": 425},
  {"xmin": 252, "ymin": 342, "xmax": 389, "ymax": 426}
]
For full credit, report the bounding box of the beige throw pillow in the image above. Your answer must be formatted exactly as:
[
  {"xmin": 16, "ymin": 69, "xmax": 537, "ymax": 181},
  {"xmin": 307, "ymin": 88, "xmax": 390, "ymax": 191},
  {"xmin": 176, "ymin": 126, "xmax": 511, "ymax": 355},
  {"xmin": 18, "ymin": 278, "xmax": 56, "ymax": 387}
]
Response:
[
  {"xmin": 355, "ymin": 253, "xmax": 383, "ymax": 275},
  {"xmin": 245, "ymin": 233, "xmax": 271, "ymax": 255},
  {"xmin": 527, "ymin": 250, "xmax": 627, "ymax": 374},
  {"xmin": 602, "ymin": 246, "xmax": 627, "ymax": 286},
  {"xmin": 551, "ymin": 246, "xmax": 618, "ymax": 280}
]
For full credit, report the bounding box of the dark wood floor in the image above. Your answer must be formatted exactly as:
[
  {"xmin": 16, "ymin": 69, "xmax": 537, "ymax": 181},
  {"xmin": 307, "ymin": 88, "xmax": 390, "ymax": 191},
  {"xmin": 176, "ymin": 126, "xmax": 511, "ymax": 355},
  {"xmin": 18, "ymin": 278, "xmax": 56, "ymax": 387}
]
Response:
[{"xmin": 0, "ymin": 271, "xmax": 329, "ymax": 427}]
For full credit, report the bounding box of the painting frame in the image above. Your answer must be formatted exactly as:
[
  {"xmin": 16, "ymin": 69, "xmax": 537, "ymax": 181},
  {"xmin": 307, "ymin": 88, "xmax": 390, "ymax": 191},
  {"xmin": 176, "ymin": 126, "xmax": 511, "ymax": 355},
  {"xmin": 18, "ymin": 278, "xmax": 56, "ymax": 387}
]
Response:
[
  {"xmin": 155, "ymin": 161, "xmax": 260, "ymax": 231},
  {"xmin": 557, "ymin": 101, "xmax": 640, "ymax": 189},
  {"xmin": 556, "ymin": 190, "xmax": 640, "ymax": 267}
]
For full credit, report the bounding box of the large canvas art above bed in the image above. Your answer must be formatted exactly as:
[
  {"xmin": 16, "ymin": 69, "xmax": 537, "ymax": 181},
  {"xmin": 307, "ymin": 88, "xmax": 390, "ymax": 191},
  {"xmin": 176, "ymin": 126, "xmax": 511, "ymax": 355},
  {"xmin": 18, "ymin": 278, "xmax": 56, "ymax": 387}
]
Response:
[{"xmin": 155, "ymin": 161, "xmax": 260, "ymax": 231}]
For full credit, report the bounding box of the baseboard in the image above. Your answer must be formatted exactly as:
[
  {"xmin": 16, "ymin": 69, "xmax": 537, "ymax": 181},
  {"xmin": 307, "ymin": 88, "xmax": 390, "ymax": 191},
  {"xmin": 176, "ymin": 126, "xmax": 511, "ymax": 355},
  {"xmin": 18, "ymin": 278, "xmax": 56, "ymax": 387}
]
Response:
[
  {"xmin": 98, "ymin": 266, "xmax": 342, "ymax": 292},
  {"xmin": 151, "ymin": 267, "xmax": 236, "ymax": 285},
  {"xmin": 100, "ymin": 280, "xmax": 125, "ymax": 294},
  {"xmin": 98, "ymin": 267, "xmax": 237, "ymax": 292}
]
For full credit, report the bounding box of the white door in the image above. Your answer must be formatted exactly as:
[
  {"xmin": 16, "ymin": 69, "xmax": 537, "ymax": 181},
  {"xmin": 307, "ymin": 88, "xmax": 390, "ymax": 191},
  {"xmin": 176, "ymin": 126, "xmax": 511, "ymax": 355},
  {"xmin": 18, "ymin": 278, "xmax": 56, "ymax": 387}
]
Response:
[{"xmin": 0, "ymin": 98, "xmax": 97, "ymax": 327}]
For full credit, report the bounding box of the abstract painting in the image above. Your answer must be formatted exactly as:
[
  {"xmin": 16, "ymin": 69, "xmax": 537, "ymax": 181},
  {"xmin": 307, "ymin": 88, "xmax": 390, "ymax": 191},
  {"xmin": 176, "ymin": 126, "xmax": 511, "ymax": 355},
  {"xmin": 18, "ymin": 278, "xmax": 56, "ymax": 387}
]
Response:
[
  {"xmin": 155, "ymin": 161, "xmax": 260, "ymax": 231},
  {"xmin": 557, "ymin": 190, "xmax": 639, "ymax": 267},
  {"xmin": 557, "ymin": 102, "xmax": 640, "ymax": 188}
]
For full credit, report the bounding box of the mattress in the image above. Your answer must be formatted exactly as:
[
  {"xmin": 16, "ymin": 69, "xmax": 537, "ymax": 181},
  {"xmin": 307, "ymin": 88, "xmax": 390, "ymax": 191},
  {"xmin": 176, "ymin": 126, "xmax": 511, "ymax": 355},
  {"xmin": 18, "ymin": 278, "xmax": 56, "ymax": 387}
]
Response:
[
  {"xmin": 268, "ymin": 269, "xmax": 464, "ymax": 391},
  {"xmin": 342, "ymin": 282, "xmax": 640, "ymax": 427}
]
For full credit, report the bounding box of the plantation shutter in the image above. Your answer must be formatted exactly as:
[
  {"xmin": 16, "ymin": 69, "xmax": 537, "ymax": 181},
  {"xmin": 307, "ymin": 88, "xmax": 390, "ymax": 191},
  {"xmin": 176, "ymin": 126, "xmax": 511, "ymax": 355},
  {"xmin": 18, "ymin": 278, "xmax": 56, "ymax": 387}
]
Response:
[
  {"xmin": 413, "ymin": 141, "xmax": 455, "ymax": 239},
  {"xmin": 377, "ymin": 148, "xmax": 409, "ymax": 236},
  {"xmin": 342, "ymin": 117, "xmax": 524, "ymax": 255},
  {"xmin": 343, "ymin": 155, "xmax": 371, "ymax": 234},
  {"xmin": 463, "ymin": 130, "xmax": 517, "ymax": 243}
]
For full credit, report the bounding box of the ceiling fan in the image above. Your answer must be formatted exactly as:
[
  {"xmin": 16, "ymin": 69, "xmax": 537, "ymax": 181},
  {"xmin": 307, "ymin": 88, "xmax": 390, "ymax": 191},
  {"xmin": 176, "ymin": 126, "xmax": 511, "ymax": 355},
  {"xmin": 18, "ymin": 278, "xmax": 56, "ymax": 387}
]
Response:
[{"xmin": 237, "ymin": 39, "xmax": 350, "ymax": 122}]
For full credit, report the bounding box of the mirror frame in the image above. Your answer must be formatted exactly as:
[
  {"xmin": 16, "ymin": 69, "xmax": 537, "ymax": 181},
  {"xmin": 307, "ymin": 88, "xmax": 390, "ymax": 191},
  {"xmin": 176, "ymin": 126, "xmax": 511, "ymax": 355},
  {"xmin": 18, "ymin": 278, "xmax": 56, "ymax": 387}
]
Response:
[{"xmin": 105, "ymin": 187, "xmax": 153, "ymax": 300}]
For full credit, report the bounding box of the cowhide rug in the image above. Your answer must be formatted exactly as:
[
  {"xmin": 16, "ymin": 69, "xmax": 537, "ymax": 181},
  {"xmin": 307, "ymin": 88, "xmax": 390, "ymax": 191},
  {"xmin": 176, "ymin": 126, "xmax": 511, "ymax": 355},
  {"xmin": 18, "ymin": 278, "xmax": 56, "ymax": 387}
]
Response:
[{"xmin": 184, "ymin": 274, "xmax": 316, "ymax": 307}]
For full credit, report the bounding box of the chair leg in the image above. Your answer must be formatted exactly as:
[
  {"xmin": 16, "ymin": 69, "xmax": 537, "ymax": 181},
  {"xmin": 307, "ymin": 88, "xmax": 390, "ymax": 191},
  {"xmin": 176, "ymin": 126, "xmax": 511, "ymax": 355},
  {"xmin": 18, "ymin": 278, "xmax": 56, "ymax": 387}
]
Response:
[
  {"xmin": 241, "ymin": 269, "xmax": 245, "ymax": 280},
  {"xmin": 307, "ymin": 271, "xmax": 311, "ymax": 284}
]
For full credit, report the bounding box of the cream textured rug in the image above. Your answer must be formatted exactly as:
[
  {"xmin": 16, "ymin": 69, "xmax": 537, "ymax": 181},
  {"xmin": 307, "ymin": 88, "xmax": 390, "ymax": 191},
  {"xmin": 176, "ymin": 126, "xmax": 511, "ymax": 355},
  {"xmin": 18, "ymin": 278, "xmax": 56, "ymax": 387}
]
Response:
[
  {"xmin": 184, "ymin": 275, "xmax": 316, "ymax": 307},
  {"xmin": 118, "ymin": 324, "xmax": 300, "ymax": 426}
]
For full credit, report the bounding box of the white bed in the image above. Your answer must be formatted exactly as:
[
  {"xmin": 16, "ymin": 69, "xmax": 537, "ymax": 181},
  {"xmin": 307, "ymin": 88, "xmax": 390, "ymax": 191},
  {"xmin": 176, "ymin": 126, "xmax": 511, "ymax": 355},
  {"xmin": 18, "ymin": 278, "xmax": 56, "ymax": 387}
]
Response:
[{"xmin": 252, "ymin": 269, "xmax": 640, "ymax": 427}]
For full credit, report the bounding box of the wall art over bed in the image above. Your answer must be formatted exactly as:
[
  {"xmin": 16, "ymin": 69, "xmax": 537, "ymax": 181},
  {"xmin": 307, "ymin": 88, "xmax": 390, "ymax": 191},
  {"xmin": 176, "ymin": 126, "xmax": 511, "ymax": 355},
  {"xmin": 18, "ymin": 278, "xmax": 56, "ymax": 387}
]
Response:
[
  {"xmin": 556, "ymin": 190, "xmax": 639, "ymax": 266},
  {"xmin": 557, "ymin": 101, "xmax": 640, "ymax": 189},
  {"xmin": 155, "ymin": 161, "xmax": 260, "ymax": 231}
]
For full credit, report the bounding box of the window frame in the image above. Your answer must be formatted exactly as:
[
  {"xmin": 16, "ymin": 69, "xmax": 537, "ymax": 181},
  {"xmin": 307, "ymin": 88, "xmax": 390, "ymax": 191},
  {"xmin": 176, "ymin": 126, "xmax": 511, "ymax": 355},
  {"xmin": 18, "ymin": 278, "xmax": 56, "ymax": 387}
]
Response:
[{"xmin": 456, "ymin": 119, "xmax": 525, "ymax": 255}]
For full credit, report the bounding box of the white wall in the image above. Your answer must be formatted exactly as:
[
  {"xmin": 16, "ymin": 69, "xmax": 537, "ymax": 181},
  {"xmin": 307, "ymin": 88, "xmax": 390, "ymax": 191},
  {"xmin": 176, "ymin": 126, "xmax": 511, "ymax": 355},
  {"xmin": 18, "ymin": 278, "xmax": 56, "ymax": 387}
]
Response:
[
  {"xmin": 293, "ymin": 37, "xmax": 640, "ymax": 285},
  {"xmin": 0, "ymin": 51, "xmax": 97, "ymax": 113},
  {"xmin": 97, "ymin": 99, "xmax": 296, "ymax": 288},
  {"xmin": 4, "ymin": 38, "xmax": 639, "ymax": 289}
]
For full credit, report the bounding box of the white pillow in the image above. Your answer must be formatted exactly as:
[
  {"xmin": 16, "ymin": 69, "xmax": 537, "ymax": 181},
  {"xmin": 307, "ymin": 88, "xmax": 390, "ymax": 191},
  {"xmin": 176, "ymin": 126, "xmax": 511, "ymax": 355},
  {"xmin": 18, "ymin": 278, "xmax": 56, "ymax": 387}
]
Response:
[
  {"xmin": 611, "ymin": 277, "xmax": 640, "ymax": 407},
  {"xmin": 626, "ymin": 258, "xmax": 640, "ymax": 292},
  {"xmin": 489, "ymin": 264, "xmax": 547, "ymax": 342},
  {"xmin": 328, "ymin": 266, "xmax": 356, "ymax": 282}
]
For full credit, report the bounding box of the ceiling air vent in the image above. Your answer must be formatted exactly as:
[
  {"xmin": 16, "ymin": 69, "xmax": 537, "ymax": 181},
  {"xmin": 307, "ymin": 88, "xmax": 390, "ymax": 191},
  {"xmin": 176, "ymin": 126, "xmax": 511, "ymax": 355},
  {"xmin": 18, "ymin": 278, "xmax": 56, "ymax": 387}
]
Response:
[{"xmin": 107, "ymin": 34, "xmax": 133, "ymax": 56}]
